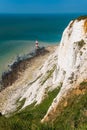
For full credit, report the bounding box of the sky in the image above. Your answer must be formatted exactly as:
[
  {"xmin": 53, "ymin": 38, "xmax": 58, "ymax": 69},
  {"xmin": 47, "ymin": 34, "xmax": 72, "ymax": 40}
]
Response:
[{"xmin": 0, "ymin": 0, "xmax": 87, "ymax": 14}]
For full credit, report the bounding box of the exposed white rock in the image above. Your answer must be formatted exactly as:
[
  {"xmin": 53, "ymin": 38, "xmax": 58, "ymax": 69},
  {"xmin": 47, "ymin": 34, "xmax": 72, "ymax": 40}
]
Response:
[
  {"xmin": 20, "ymin": 49, "xmax": 58, "ymax": 109},
  {"xmin": 41, "ymin": 18, "xmax": 87, "ymax": 122}
]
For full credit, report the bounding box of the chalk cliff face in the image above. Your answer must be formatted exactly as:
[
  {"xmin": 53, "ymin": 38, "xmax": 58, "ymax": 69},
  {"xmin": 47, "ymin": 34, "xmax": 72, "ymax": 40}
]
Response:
[
  {"xmin": 41, "ymin": 18, "xmax": 87, "ymax": 122},
  {"xmin": 1, "ymin": 17, "xmax": 87, "ymax": 122}
]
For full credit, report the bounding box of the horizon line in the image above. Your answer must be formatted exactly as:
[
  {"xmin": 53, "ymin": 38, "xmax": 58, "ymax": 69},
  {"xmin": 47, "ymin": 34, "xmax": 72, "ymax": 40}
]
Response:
[{"xmin": 0, "ymin": 12, "xmax": 87, "ymax": 15}]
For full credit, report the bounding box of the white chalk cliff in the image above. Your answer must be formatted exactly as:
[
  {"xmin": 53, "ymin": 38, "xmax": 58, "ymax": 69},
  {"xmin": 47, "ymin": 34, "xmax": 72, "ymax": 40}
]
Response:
[
  {"xmin": 41, "ymin": 18, "xmax": 87, "ymax": 122},
  {"xmin": 1, "ymin": 17, "xmax": 87, "ymax": 122}
]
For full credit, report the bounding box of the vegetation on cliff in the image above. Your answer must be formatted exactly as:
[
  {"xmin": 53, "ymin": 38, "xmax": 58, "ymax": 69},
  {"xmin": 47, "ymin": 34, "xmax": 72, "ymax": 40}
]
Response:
[
  {"xmin": 0, "ymin": 88, "xmax": 60, "ymax": 130},
  {"xmin": 0, "ymin": 81, "xmax": 87, "ymax": 130}
]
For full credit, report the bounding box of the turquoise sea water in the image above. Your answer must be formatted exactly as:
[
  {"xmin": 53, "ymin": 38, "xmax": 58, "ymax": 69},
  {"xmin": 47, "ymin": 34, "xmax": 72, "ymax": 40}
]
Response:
[{"xmin": 0, "ymin": 13, "xmax": 84, "ymax": 76}]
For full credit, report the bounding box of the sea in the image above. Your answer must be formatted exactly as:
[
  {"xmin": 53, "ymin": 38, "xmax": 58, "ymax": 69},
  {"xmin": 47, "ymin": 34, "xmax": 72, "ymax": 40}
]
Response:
[{"xmin": 0, "ymin": 13, "xmax": 85, "ymax": 77}]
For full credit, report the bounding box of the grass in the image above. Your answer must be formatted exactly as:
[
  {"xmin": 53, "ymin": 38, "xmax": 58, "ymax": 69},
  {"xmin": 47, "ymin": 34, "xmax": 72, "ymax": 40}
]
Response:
[
  {"xmin": 41, "ymin": 65, "xmax": 56, "ymax": 85},
  {"xmin": 29, "ymin": 74, "xmax": 42, "ymax": 86},
  {"xmin": 5, "ymin": 98, "xmax": 26, "ymax": 117},
  {"xmin": 80, "ymin": 81, "xmax": 87, "ymax": 88},
  {"xmin": 54, "ymin": 94, "xmax": 87, "ymax": 129},
  {"xmin": 0, "ymin": 81, "xmax": 87, "ymax": 130},
  {"xmin": 49, "ymin": 81, "xmax": 87, "ymax": 130},
  {"xmin": 79, "ymin": 82, "xmax": 87, "ymax": 91},
  {"xmin": 74, "ymin": 39, "xmax": 86, "ymax": 49},
  {"xmin": 0, "ymin": 87, "xmax": 60, "ymax": 130},
  {"xmin": 16, "ymin": 98, "xmax": 26, "ymax": 112},
  {"xmin": 76, "ymin": 16, "xmax": 87, "ymax": 21}
]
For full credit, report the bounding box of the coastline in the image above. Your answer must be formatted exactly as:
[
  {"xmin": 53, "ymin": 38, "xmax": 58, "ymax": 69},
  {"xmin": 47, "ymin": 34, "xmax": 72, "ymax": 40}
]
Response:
[
  {"xmin": 0, "ymin": 44, "xmax": 58, "ymax": 113},
  {"xmin": 0, "ymin": 45, "xmax": 58, "ymax": 91}
]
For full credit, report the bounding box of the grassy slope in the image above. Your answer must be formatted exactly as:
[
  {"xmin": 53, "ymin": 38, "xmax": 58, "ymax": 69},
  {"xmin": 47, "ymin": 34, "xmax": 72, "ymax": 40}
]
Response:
[
  {"xmin": 0, "ymin": 88, "xmax": 60, "ymax": 130},
  {"xmin": 0, "ymin": 82, "xmax": 87, "ymax": 130},
  {"xmin": 52, "ymin": 81, "xmax": 87, "ymax": 130}
]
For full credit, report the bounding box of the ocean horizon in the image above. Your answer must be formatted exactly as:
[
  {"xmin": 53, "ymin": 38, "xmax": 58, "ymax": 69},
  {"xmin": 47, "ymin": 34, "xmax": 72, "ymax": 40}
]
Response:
[{"xmin": 0, "ymin": 13, "xmax": 85, "ymax": 77}]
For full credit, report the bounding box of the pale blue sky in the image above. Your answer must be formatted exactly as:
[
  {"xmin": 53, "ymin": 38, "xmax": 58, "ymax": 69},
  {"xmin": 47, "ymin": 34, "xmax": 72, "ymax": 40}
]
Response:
[{"xmin": 0, "ymin": 0, "xmax": 87, "ymax": 14}]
